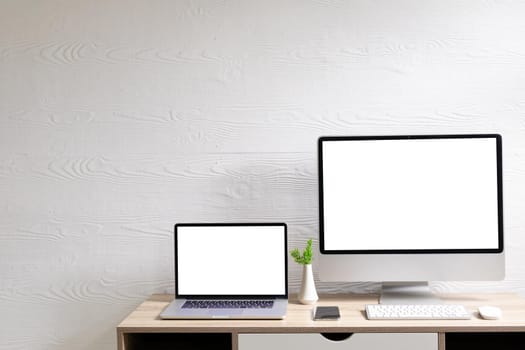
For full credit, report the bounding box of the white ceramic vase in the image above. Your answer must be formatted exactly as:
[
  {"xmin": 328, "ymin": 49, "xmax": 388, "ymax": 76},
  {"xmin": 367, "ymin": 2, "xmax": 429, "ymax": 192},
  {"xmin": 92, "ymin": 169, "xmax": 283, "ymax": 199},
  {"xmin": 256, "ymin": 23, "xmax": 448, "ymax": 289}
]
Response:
[{"xmin": 298, "ymin": 264, "xmax": 318, "ymax": 304}]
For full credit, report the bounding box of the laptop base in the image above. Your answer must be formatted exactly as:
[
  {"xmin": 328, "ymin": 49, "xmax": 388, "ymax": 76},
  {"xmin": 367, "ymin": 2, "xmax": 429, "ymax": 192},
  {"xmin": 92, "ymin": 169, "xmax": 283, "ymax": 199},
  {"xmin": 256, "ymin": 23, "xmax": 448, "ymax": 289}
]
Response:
[{"xmin": 160, "ymin": 298, "xmax": 288, "ymax": 320}]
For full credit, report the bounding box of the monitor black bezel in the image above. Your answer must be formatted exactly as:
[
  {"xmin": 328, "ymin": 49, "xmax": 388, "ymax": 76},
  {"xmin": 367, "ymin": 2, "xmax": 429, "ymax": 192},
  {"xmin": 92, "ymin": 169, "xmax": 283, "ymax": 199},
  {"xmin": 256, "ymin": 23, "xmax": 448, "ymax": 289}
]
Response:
[
  {"xmin": 318, "ymin": 134, "xmax": 504, "ymax": 255},
  {"xmin": 174, "ymin": 222, "xmax": 288, "ymax": 298}
]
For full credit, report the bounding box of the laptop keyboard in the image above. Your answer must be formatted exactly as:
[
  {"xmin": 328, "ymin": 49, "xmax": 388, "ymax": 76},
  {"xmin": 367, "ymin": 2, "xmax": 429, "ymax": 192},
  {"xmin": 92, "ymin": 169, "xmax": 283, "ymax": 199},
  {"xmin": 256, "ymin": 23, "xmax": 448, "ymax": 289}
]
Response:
[{"xmin": 182, "ymin": 300, "xmax": 274, "ymax": 309}]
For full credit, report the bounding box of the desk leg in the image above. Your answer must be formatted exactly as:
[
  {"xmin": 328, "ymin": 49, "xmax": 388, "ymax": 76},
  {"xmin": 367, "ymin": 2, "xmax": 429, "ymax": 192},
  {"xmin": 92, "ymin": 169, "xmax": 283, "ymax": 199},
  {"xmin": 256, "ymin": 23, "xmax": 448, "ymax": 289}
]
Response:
[
  {"xmin": 438, "ymin": 333, "xmax": 446, "ymax": 350},
  {"xmin": 232, "ymin": 332, "xmax": 238, "ymax": 350},
  {"xmin": 117, "ymin": 330, "xmax": 126, "ymax": 350}
]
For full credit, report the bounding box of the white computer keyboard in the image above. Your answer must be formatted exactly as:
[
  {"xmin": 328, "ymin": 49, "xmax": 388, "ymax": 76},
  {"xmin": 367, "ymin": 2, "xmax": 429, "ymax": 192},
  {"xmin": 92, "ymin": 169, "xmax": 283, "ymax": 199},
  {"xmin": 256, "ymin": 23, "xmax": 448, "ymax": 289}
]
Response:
[{"xmin": 366, "ymin": 304, "xmax": 472, "ymax": 320}]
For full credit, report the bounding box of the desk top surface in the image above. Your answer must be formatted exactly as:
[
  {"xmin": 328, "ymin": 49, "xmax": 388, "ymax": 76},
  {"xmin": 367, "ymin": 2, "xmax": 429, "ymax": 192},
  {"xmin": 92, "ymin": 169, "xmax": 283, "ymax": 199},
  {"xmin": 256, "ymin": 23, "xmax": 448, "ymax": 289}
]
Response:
[{"xmin": 118, "ymin": 293, "xmax": 525, "ymax": 333}]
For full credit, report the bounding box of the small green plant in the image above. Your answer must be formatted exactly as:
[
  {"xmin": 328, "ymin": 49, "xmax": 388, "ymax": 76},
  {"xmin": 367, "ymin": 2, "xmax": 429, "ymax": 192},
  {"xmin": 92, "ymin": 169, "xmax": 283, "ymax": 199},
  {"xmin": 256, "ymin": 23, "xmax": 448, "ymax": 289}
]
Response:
[{"xmin": 290, "ymin": 239, "xmax": 313, "ymax": 265}]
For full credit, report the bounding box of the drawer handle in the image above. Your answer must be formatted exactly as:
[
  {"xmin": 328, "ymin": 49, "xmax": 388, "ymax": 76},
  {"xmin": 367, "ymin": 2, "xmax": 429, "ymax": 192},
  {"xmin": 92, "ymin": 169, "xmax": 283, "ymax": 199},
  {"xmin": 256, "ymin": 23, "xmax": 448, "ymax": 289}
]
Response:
[{"xmin": 320, "ymin": 333, "xmax": 354, "ymax": 341}]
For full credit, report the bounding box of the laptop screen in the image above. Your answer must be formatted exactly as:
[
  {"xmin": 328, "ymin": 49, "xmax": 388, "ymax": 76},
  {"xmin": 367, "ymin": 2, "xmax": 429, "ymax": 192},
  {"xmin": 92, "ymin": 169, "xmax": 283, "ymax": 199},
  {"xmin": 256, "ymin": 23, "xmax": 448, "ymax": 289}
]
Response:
[{"xmin": 175, "ymin": 224, "xmax": 287, "ymax": 297}]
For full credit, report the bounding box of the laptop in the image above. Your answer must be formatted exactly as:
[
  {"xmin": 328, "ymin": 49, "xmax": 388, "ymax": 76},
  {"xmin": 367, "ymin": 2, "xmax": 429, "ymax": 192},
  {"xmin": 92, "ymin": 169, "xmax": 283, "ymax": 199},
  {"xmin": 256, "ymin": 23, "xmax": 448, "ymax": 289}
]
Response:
[{"xmin": 160, "ymin": 223, "xmax": 288, "ymax": 319}]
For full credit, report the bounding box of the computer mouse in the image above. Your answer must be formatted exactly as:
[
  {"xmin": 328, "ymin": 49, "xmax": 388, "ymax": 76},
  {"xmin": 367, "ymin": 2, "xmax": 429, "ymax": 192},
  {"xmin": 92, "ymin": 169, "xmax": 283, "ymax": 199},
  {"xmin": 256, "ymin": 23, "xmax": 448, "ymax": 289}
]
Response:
[{"xmin": 478, "ymin": 306, "xmax": 502, "ymax": 320}]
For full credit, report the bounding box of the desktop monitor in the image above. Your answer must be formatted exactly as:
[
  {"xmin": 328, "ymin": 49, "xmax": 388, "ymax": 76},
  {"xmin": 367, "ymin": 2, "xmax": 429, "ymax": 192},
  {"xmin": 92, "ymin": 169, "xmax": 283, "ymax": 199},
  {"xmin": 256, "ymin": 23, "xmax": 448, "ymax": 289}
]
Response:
[{"xmin": 318, "ymin": 134, "xmax": 504, "ymax": 304}]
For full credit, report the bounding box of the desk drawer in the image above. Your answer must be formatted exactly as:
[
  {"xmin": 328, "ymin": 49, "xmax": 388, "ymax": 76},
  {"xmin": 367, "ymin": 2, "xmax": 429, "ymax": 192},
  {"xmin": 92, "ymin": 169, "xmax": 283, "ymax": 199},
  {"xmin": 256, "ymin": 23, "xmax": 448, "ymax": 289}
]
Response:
[{"xmin": 239, "ymin": 333, "xmax": 437, "ymax": 350}]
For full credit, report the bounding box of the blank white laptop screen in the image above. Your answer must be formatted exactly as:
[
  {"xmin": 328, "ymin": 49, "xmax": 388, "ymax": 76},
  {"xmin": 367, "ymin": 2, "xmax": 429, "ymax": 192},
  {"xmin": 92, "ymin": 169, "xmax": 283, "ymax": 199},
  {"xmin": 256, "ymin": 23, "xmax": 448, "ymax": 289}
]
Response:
[
  {"xmin": 176, "ymin": 225, "xmax": 286, "ymax": 296},
  {"xmin": 321, "ymin": 137, "xmax": 500, "ymax": 251}
]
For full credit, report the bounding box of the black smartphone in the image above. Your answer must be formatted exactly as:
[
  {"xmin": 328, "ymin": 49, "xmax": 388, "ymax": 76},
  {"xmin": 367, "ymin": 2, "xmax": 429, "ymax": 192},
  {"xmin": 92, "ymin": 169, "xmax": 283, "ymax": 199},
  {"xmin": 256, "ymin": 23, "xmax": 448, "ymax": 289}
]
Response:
[{"xmin": 313, "ymin": 306, "xmax": 341, "ymax": 320}]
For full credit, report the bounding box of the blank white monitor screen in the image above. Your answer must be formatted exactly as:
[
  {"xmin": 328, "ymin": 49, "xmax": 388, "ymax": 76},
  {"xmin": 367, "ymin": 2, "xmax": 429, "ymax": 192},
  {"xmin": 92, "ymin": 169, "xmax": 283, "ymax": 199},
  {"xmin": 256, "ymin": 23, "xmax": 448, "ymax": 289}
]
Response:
[
  {"xmin": 176, "ymin": 224, "xmax": 286, "ymax": 296},
  {"xmin": 320, "ymin": 136, "xmax": 502, "ymax": 252}
]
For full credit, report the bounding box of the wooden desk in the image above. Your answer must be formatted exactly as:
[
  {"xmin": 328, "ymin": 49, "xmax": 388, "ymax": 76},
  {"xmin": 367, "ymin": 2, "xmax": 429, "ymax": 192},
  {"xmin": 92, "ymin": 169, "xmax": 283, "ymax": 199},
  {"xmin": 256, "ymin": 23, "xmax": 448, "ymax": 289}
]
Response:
[{"xmin": 117, "ymin": 293, "xmax": 525, "ymax": 350}]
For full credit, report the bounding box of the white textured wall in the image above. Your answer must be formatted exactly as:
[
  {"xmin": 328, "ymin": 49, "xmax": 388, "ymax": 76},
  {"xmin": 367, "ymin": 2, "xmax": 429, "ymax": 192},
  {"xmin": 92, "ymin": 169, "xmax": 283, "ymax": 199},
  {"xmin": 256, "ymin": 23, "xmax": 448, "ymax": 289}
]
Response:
[{"xmin": 1, "ymin": 0, "xmax": 525, "ymax": 349}]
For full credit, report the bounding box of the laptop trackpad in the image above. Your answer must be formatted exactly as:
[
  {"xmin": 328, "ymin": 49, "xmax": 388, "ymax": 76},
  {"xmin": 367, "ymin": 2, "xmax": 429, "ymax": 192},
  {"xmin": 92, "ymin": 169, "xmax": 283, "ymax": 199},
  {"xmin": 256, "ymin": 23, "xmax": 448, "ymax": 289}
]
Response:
[{"xmin": 209, "ymin": 309, "xmax": 243, "ymax": 317}]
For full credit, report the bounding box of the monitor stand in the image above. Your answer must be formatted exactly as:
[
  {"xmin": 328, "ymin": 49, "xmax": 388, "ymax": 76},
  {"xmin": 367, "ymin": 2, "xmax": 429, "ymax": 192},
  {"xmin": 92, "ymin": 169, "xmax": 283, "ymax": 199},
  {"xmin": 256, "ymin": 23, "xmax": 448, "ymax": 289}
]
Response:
[{"xmin": 379, "ymin": 282, "xmax": 442, "ymax": 304}]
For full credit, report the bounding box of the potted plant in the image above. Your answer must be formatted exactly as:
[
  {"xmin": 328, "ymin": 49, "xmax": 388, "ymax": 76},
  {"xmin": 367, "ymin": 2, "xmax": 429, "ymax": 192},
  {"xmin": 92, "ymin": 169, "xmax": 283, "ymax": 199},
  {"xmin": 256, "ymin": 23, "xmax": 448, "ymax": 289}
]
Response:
[{"xmin": 291, "ymin": 239, "xmax": 319, "ymax": 304}]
